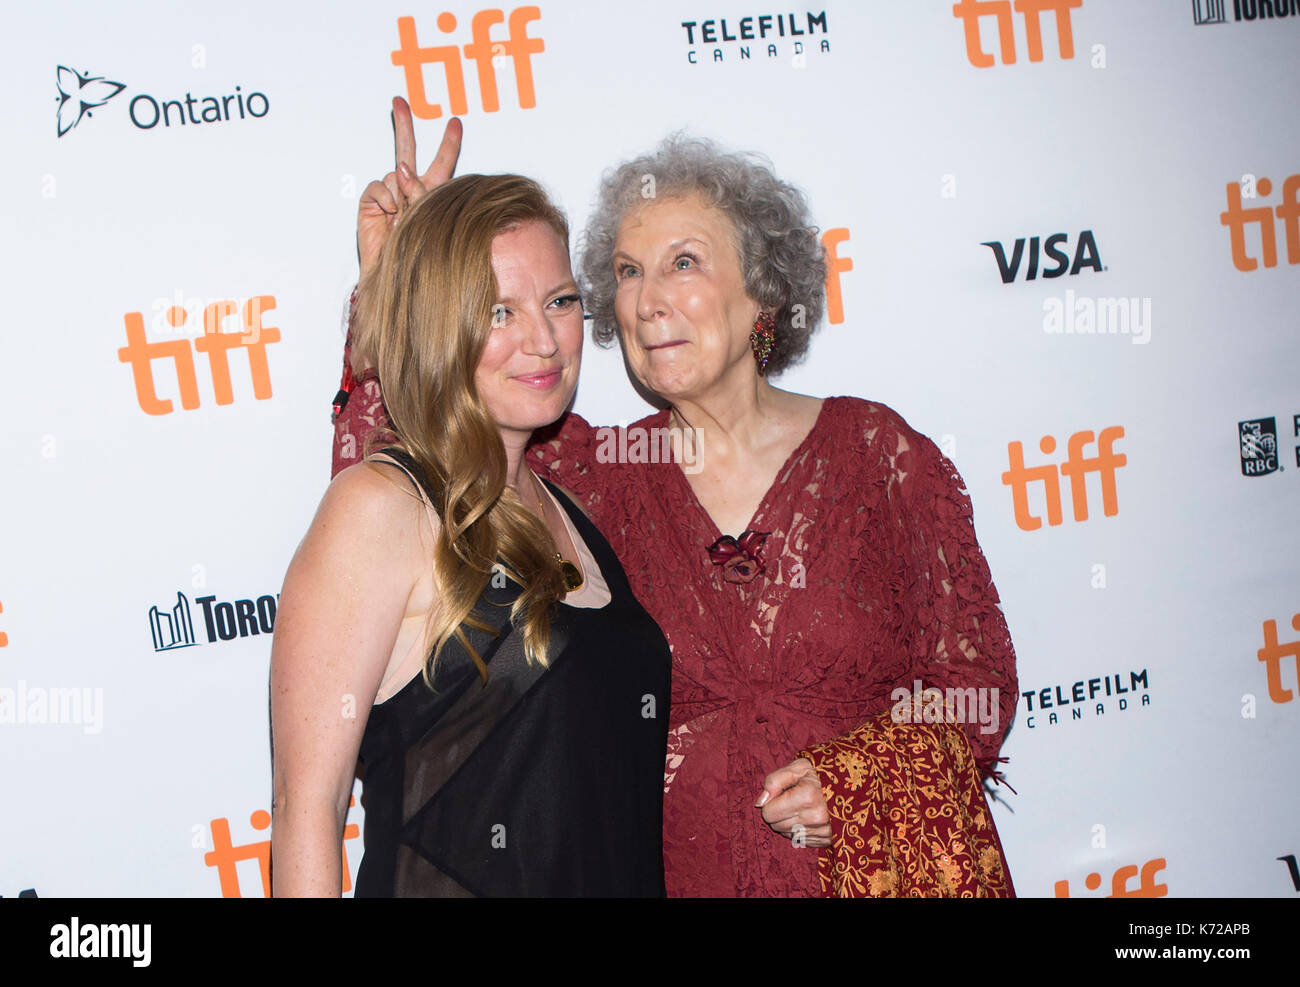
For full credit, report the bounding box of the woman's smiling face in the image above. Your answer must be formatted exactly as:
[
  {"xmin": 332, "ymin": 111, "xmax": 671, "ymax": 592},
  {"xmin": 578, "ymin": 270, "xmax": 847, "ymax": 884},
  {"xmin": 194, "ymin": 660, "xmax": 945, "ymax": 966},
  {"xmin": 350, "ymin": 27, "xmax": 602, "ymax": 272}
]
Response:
[{"xmin": 475, "ymin": 219, "xmax": 583, "ymax": 442}]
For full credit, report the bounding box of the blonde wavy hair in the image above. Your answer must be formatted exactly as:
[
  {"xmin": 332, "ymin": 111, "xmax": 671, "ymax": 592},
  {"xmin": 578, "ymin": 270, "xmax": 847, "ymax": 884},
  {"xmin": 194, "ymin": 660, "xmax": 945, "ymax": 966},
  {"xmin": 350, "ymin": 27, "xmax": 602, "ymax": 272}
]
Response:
[{"xmin": 351, "ymin": 174, "xmax": 571, "ymax": 683}]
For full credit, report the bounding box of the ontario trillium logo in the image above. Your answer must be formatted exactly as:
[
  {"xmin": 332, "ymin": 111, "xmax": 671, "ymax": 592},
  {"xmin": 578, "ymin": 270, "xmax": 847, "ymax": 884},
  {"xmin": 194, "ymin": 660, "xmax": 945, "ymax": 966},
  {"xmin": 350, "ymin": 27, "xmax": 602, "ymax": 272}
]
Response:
[{"xmin": 56, "ymin": 65, "xmax": 125, "ymax": 137}]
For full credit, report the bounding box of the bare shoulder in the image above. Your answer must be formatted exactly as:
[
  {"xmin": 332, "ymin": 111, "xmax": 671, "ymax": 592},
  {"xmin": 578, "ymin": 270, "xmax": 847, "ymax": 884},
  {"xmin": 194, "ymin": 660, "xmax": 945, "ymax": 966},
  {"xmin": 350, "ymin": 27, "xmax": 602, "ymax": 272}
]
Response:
[
  {"xmin": 310, "ymin": 458, "xmax": 437, "ymax": 558},
  {"xmin": 327, "ymin": 458, "xmax": 420, "ymax": 516}
]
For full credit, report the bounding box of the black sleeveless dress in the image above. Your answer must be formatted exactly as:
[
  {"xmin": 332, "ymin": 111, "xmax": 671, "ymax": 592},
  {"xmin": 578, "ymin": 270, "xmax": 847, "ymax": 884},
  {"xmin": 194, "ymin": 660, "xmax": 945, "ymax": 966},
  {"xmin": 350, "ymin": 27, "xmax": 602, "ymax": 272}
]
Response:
[{"xmin": 354, "ymin": 449, "xmax": 671, "ymax": 897}]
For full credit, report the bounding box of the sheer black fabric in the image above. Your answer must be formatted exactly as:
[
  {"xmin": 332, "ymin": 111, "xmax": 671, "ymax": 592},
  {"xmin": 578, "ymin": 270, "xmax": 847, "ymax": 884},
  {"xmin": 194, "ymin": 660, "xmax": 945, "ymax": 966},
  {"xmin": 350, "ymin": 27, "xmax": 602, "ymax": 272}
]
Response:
[{"xmin": 354, "ymin": 449, "xmax": 670, "ymax": 897}]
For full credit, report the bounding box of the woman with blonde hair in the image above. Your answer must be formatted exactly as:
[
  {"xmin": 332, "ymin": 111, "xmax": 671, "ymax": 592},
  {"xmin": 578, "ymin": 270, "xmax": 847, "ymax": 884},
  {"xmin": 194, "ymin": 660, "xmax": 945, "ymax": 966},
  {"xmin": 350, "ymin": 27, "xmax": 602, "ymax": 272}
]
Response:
[
  {"xmin": 334, "ymin": 102, "xmax": 1017, "ymax": 898},
  {"xmin": 272, "ymin": 171, "xmax": 670, "ymax": 897}
]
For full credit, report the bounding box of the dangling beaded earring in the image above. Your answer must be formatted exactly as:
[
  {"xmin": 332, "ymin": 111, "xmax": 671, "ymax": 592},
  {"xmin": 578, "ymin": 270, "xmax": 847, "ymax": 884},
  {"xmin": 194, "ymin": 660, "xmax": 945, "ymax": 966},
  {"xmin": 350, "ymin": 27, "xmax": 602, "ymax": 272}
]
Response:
[{"xmin": 749, "ymin": 311, "xmax": 776, "ymax": 373}]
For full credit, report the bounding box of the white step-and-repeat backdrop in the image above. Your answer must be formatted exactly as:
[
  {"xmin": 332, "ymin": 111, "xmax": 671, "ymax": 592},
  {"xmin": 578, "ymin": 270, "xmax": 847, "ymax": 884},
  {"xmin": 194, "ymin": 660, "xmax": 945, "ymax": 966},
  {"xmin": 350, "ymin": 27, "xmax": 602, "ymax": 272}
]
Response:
[{"xmin": 3, "ymin": 0, "xmax": 1297, "ymax": 897}]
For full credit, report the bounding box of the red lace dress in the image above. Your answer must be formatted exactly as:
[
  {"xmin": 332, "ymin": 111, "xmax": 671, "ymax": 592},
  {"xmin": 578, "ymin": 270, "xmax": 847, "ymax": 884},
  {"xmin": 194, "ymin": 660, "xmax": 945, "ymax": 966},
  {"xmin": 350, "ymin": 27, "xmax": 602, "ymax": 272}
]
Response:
[{"xmin": 334, "ymin": 372, "xmax": 1018, "ymax": 897}]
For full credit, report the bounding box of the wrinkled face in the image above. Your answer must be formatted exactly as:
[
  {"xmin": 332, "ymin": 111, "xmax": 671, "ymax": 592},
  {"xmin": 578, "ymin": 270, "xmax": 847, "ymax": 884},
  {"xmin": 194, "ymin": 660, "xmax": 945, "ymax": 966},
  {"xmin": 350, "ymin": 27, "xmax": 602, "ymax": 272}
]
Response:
[
  {"xmin": 475, "ymin": 220, "xmax": 583, "ymax": 442},
  {"xmin": 611, "ymin": 193, "xmax": 760, "ymax": 403}
]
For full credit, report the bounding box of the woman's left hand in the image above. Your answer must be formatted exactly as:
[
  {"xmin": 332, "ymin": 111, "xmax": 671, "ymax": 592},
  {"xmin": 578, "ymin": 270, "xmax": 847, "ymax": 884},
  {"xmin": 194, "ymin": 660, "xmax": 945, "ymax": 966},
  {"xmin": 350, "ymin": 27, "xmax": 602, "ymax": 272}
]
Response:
[{"xmin": 756, "ymin": 757, "xmax": 832, "ymax": 848}]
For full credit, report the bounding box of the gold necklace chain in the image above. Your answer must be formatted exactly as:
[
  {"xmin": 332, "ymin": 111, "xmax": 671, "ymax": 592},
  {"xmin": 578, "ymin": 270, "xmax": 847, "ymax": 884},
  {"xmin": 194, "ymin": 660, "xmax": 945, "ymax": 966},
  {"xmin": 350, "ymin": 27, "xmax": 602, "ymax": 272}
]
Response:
[{"xmin": 530, "ymin": 472, "xmax": 584, "ymax": 592}]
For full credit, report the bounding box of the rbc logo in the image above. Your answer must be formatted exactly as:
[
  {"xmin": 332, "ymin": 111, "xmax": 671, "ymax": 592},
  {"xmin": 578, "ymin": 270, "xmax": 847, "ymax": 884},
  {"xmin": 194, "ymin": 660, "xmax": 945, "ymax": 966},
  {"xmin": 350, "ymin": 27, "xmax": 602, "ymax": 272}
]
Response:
[
  {"xmin": 1238, "ymin": 418, "xmax": 1279, "ymax": 476},
  {"xmin": 391, "ymin": 8, "xmax": 544, "ymax": 118}
]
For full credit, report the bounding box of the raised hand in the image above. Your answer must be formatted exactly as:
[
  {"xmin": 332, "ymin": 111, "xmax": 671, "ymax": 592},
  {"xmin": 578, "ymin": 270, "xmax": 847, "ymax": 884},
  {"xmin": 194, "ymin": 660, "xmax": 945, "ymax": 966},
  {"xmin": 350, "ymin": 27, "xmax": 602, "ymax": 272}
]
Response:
[{"xmin": 357, "ymin": 96, "xmax": 463, "ymax": 277}]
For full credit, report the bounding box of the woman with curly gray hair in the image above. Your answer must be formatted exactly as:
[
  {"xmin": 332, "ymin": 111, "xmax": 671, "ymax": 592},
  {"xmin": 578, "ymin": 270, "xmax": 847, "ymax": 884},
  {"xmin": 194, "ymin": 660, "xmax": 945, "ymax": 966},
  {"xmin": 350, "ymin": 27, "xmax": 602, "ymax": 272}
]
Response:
[
  {"xmin": 333, "ymin": 101, "xmax": 1018, "ymax": 898},
  {"xmin": 580, "ymin": 134, "xmax": 825, "ymax": 378}
]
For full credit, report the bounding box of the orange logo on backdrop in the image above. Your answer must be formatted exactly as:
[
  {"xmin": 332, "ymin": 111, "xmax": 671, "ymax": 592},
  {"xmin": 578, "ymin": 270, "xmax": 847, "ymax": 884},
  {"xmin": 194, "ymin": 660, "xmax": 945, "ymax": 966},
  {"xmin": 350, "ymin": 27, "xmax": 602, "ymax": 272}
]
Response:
[
  {"xmin": 822, "ymin": 228, "xmax": 852, "ymax": 325},
  {"xmin": 1054, "ymin": 857, "xmax": 1167, "ymax": 898},
  {"xmin": 952, "ymin": 0, "xmax": 1081, "ymax": 67},
  {"xmin": 1258, "ymin": 612, "xmax": 1300, "ymax": 704},
  {"xmin": 204, "ymin": 797, "xmax": 362, "ymax": 897},
  {"xmin": 1220, "ymin": 172, "xmax": 1300, "ymax": 272},
  {"xmin": 392, "ymin": 8, "xmax": 544, "ymax": 118},
  {"xmin": 1002, "ymin": 426, "xmax": 1125, "ymax": 531},
  {"xmin": 117, "ymin": 296, "xmax": 280, "ymax": 415}
]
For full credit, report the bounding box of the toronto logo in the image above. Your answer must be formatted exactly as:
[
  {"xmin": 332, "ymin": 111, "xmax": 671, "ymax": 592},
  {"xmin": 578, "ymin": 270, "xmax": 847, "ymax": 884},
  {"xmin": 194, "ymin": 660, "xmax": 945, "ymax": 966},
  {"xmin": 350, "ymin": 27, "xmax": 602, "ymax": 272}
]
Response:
[
  {"xmin": 56, "ymin": 65, "xmax": 125, "ymax": 137},
  {"xmin": 150, "ymin": 591, "xmax": 198, "ymax": 651},
  {"xmin": 149, "ymin": 589, "xmax": 279, "ymax": 651}
]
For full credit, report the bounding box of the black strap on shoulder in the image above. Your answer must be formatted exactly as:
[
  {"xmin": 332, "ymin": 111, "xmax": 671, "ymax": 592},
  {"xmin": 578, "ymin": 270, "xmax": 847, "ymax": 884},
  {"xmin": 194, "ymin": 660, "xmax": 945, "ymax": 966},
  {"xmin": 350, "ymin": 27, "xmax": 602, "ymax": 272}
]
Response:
[{"xmin": 373, "ymin": 446, "xmax": 433, "ymax": 502}]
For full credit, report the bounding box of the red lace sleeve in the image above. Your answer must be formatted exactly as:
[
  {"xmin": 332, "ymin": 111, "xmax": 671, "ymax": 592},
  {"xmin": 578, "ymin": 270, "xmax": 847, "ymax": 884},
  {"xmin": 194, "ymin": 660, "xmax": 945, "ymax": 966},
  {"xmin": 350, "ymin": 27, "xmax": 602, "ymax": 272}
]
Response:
[
  {"xmin": 794, "ymin": 407, "xmax": 1019, "ymax": 897},
  {"xmin": 526, "ymin": 414, "xmax": 624, "ymax": 534},
  {"xmin": 895, "ymin": 428, "xmax": 1019, "ymax": 781},
  {"xmin": 330, "ymin": 294, "xmax": 389, "ymax": 479}
]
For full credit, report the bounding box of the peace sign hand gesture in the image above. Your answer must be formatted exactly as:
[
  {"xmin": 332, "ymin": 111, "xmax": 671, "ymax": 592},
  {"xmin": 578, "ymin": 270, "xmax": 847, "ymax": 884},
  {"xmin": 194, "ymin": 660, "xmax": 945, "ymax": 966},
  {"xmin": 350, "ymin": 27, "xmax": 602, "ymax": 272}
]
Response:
[{"xmin": 357, "ymin": 96, "xmax": 463, "ymax": 278}]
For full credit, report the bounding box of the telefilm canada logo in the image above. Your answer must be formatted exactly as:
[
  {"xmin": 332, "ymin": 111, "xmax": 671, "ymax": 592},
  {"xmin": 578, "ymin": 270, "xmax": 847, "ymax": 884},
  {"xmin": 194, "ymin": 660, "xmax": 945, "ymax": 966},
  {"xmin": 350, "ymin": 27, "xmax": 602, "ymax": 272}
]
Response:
[
  {"xmin": 149, "ymin": 590, "xmax": 279, "ymax": 652},
  {"xmin": 54, "ymin": 63, "xmax": 270, "ymax": 138},
  {"xmin": 1020, "ymin": 669, "xmax": 1150, "ymax": 728},
  {"xmin": 679, "ymin": 10, "xmax": 830, "ymax": 65},
  {"xmin": 1192, "ymin": 0, "xmax": 1299, "ymax": 25}
]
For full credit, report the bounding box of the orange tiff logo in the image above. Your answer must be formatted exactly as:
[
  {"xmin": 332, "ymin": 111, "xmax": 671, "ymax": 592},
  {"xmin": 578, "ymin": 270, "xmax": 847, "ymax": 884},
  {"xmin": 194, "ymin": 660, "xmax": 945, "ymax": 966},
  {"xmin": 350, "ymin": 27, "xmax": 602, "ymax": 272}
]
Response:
[
  {"xmin": 1002, "ymin": 426, "xmax": 1125, "ymax": 531},
  {"xmin": 204, "ymin": 799, "xmax": 361, "ymax": 897},
  {"xmin": 1258, "ymin": 612, "xmax": 1300, "ymax": 704},
  {"xmin": 392, "ymin": 8, "xmax": 544, "ymax": 118},
  {"xmin": 1054, "ymin": 857, "xmax": 1168, "ymax": 898},
  {"xmin": 822, "ymin": 228, "xmax": 852, "ymax": 326},
  {"xmin": 117, "ymin": 296, "xmax": 280, "ymax": 415},
  {"xmin": 952, "ymin": 0, "xmax": 1081, "ymax": 67},
  {"xmin": 1220, "ymin": 173, "xmax": 1300, "ymax": 272}
]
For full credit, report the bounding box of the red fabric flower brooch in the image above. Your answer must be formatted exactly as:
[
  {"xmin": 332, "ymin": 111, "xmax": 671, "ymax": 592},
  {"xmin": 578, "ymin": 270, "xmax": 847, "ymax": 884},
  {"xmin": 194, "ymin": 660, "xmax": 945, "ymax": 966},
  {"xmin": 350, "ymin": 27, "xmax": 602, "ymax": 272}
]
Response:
[{"xmin": 707, "ymin": 530, "xmax": 771, "ymax": 584}]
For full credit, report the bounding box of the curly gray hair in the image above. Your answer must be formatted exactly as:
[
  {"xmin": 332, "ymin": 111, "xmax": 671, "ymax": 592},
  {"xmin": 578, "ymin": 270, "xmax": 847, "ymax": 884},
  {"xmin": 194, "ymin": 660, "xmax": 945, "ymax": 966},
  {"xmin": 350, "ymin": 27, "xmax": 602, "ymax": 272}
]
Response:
[{"xmin": 579, "ymin": 134, "xmax": 826, "ymax": 377}]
